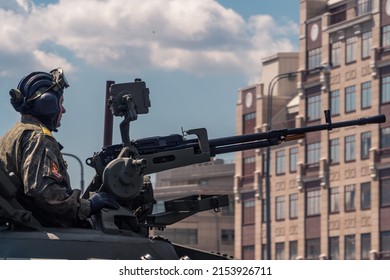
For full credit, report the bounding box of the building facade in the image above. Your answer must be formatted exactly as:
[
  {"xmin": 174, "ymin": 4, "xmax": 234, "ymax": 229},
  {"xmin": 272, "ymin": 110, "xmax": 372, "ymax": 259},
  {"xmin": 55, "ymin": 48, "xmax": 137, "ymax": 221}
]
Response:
[
  {"xmin": 235, "ymin": 0, "xmax": 390, "ymax": 260},
  {"xmin": 152, "ymin": 159, "xmax": 235, "ymax": 257}
]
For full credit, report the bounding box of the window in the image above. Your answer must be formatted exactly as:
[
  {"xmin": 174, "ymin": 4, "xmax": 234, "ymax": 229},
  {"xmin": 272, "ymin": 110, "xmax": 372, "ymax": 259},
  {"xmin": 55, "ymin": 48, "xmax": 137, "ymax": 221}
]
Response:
[
  {"xmin": 329, "ymin": 236, "xmax": 339, "ymax": 260},
  {"xmin": 243, "ymin": 156, "xmax": 255, "ymax": 164},
  {"xmin": 382, "ymin": 75, "xmax": 390, "ymax": 104},
  {"xmin": 357, "ymin": 0, "xmax": 372, "ymax": 16},
  {"xmin": 361, "ymin": 182, "xmax": 371, "ymax": 210},
  {"xmin": 244, "ymin": 112, "xmax": 256, "ymax": 121},
  {"xmin": 221, "ymin": 229, "xmax": 234, "ymax": 245},
  {"xmin": 243, "ymin": 112, "xmax": 256, "ymax": 134},
  {"xmin": 361, "ymin": 233, "xmax": 371, "ymax": 260},
  {"xmin": 362, "ymin": 31, "xmax": 372, "ymax": 59},
  {"xmin": 307, "ymin": 142, "xmax": 320, "ymax": 165},
  {"xmin": 308, "ymin": 48, "xmax": 321, "ymax": 70},
  {"xmin": 330, "ymin": 5, "xmax": 346, "ymax": 24},
  {"xmin": 345, "ymin": 135, "xmax": 356, "ymax": 162},
  {"xmin": 382, "ymin": 25, "xmax": 390, "ymax": 48},
  {"xmin": 289, "ymin": 193, "xmax": 298, "ymax": 219},
  {"xmin": 346, "ymin": 36, "xmax": 357, "ymax": 64},
  {"xmin": 380, "ymin": 231, "xmax": 390, "ymax": 255},
  {"xmin": 345, "ymin": 235, "xmax": 356, "ymax": 260},
  {"xmin": 330, "ymin": 138, "xmax": 340, "ymax": 164},
  {"xmin": 307, "ymin": 94, "xmax": 321, "ymax": 121},
  {"xmin": 380, "ymin": 178, "xmax": 390, "ymax": 207},
  {"xmin": 275, "ymin": 242, "xmax": 285, "ymax": 260},
  {"xmin": 276, "ymin": 196, "xmax": 285, "ymax": 220},
  {"xmin": 361, "ymin": 81, "xmax": 371, "ymax": 109},
  {"xmin": 276, "ymin": 150, "xmax": 285, "ymax": 175},
  {"xmin": 306, "ymin": 238, "xmax": 320, "ymax": 260},
  {"xmin": 345, "ymin": 184, "xmax": 356, "ymax": 211},
  {"xmin": 329, "ymin": 187, "xmax": 340, "ymax": 213},
  {"xmin": 381, "ymin": 127, "xmax": 390, "ymax": 148},
  {"xmin": 306, "ymin": 189, "xmax": 321, "ymax": 216},
  {"xmin": 243, "ymin": 156, "xmax": 255, "ymax": 176},
  {"xmin": 331, "ymin": 41, "xmax": 341, "ymax": 67},
  {"xmin": 243, "ymin": 199, "xmax": 255, "ymax": 225},
  {"xmin": 289, "ymin": 147, "xmax": 298, "ymax": 172},
  {"xmin": 361, "ymin": 131, "xmax": 371, "ymax": 159},
  {"xmin": 330, "ymin": 90, "xmax": 340, "ymax": 116},
  {"xmin": 242, "ymin": 245, "xmax": 255, "ymax": 260},
  {"xmin": 289, "ymin": 241, "xmax": 298, "ymax": 260},
  {"xmin": 345, "ymin": 86, "xmax": 356, "ymax": 113}
]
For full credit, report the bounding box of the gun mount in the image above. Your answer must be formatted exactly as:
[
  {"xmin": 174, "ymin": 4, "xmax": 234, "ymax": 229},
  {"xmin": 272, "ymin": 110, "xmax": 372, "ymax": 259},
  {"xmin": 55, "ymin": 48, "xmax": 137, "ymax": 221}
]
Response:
[
  {"xmin": 84, "ymin": 79, "xmax": 230, "ymax": 239},
  {"xmin": 0, "ymin": 77, "xmax": 386, "ymax": 260}
]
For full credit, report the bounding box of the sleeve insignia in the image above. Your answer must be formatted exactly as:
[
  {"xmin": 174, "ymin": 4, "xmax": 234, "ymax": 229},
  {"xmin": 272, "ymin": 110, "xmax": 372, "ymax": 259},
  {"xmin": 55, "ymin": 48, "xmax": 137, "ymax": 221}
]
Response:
[{"xmin": 50, "ymin": 159, "xmax": 64, "ymax": 182}]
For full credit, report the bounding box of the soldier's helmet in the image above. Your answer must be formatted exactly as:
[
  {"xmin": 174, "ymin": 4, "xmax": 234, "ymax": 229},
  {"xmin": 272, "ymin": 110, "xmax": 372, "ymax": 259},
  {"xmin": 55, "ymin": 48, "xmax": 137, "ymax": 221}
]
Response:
[{"xmin": 9, "ymin": 68, "xmax": 69, "ymax": 131}]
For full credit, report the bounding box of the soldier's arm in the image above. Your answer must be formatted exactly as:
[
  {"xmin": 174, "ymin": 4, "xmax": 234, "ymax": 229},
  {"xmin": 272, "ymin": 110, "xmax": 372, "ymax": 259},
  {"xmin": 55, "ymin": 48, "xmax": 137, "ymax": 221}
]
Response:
[{"xmin": 20, "ymin": 130, "xmax": 91, "ymax": 220}]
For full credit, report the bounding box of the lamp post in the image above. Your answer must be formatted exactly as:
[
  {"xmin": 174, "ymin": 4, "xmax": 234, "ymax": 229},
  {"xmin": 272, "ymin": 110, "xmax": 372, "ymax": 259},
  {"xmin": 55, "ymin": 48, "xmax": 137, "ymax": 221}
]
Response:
[
  {"xmin": 63, "ymin": 152, "xmax": 85, "ymax": 194},
  {"xmin": 265, "ymin": 71, "xmax": 298, "ymax": 260},
  {"xmin": 264, "ymin": 66, "xmax": 330, "ymax": 260}
]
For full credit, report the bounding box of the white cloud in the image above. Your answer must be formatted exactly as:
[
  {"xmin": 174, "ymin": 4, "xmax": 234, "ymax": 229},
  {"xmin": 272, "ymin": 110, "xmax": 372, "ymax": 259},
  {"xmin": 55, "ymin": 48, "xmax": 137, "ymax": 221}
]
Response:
[
  {"xmin": 0, "ymin": 0, "xmax": 31, "ymax": 12},
  {"xmin": 16, "ymin": 0, "xmax": 32, "ymax": 12},
  {"xmin": 0, "ymin": 0, "xmax": 298, "ymax": 79}
]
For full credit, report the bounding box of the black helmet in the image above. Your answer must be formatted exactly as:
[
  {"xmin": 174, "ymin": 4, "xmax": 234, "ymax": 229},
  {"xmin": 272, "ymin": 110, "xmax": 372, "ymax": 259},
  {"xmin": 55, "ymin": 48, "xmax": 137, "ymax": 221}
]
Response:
[{"xmin": 10, "ymin": 68, "xmax": 69, "ymax": 131}]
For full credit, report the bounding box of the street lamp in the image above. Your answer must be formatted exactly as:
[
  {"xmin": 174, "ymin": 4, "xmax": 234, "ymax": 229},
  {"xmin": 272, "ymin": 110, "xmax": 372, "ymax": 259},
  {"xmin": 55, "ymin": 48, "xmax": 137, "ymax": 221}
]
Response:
[
  {"xmin": 62, "ymin": 152, "xmax": 85, "ymax": 194},
  {"xmin": 265, "ymin": 71, "xmax": 299, "ymax": 260},
  {"xmin": 264, "ymin": 66, "xmax": 330, "ymax": 260}
]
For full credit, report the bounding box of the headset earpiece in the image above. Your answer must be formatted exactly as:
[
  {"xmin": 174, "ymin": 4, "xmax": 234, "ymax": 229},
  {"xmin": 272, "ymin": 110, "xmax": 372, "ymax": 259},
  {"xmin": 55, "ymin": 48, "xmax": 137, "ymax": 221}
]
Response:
[
  {"xmin": 9, "ymin": 88, "xmax": 23, "ymax": 102},
  {"xmin": 9, "ymin": 88, "xmax": 25, "ymax": 113}
]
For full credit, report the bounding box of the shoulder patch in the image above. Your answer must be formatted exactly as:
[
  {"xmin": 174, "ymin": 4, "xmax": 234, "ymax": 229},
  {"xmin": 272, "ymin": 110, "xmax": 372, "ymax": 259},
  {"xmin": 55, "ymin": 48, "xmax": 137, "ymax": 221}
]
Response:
[
  {"xmin": 44, "ymin": 149, "xmax": 64, "ymax": 183},
  {"xmin": 49, "ymin": 158, "xmax": 64, "ymax": 182},
  {"xmin": 50, "ymin": 161, "xmax": 63, "ymax": 182}
]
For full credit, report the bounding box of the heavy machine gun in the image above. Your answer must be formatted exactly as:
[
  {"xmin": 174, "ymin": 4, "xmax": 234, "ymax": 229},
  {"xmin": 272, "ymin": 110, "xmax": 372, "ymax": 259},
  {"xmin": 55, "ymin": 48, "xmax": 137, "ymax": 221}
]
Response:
[
  {"xmin": 0, "ymin": 77, "xmax": 386, "ymax": 260},
  {"xmin": 85, "ymin": 79, "xmax": 386, "ymax": 238}
]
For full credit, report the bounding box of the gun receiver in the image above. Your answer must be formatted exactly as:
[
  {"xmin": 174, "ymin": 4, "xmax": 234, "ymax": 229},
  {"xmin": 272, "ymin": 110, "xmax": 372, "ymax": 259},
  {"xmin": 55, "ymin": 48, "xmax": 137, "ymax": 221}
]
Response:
[{"xmin": 85, "ymin": 78, "xmax": 386, "ymax": 236}]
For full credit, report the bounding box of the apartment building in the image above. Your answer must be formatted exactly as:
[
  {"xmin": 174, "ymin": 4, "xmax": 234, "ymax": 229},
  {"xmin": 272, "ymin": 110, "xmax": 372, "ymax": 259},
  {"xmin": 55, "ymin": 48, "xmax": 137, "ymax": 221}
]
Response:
[{"xmin": 235, "ymin": 0, "xmax": 390, "ymax": 260}]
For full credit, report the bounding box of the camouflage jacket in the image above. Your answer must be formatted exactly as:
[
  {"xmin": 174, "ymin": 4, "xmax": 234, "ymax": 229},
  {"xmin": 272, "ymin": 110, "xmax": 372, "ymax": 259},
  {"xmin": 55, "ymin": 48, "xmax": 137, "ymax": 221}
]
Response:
[{"xmin": 0, "ymin": 115, "xmax": 90, "ymax": 227}]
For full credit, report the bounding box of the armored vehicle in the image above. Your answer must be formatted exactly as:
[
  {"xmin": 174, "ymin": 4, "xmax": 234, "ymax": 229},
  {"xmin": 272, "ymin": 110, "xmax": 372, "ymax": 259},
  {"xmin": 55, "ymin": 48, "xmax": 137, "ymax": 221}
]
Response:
[{"xmin": 0, "ymin": 78, "xmax": 386, "ymax": 259}]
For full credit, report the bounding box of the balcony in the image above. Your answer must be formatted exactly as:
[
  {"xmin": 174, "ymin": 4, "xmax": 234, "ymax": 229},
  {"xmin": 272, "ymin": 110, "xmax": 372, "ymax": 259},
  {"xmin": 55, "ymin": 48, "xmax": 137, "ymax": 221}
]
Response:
[
  {"xmin": 303, "ymin": 163, "xmax": 320, "ymax": 177},
  {"xmin": 240, "ymin": 174, "xmax": 255, "ymax": 187},
  {"xmin": 329, "ymin": 4, "xmax": 347, "ymax": 25},
  {"xmin": 272, "ymin": 118, "xmax": 296, "ymax": 130},
  {"xmin": 379, "ymin": 147, "xmax": 390, "ymax": 160},
  {"xmin": 329, "ymin": 0, "xmax": 372, "ymax": 24},
  {"xmin": 326, "ymin": 0, "xmax": 373, "ymax": 31}
]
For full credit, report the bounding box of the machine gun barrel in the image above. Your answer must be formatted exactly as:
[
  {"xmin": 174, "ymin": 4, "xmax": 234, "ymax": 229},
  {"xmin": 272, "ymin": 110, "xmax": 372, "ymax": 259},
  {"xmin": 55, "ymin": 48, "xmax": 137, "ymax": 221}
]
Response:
[
  {"xmin": 131, "ymin": 113, "xmax": 386, "ymax": 158},
  {"xmin": 206, "ymin": 113, "xmax": 386, "ymax": 156}
]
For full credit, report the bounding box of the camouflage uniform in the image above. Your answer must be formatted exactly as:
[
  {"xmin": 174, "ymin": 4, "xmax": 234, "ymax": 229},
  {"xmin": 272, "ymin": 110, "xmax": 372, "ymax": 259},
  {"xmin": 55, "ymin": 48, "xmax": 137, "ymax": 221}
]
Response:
[{"xmin": 0, "ymin": 115, "xmax": 90, "ymax": 227}]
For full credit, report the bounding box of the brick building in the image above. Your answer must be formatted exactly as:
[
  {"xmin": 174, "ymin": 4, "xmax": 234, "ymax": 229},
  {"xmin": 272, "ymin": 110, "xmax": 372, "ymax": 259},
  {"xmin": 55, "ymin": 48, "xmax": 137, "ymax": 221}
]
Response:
[{"xmin": 235, "ymin": 0, "xmax": 390, "ymax": 260}]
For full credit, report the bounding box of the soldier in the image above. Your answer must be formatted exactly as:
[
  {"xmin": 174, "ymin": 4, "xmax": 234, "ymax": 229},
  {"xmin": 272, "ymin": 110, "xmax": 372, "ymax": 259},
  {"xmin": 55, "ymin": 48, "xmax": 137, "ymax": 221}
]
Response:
[{"xmin": 0, "ymin": 68, "xmax": 119, "ymax": 227}]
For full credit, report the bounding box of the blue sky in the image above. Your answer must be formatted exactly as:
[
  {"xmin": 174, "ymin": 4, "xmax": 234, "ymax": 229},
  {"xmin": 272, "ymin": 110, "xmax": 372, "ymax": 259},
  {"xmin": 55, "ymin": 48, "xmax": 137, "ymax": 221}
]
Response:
[{"xmin": 0, "ymin": 0, "xmax": 300, "ymax": 189}]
